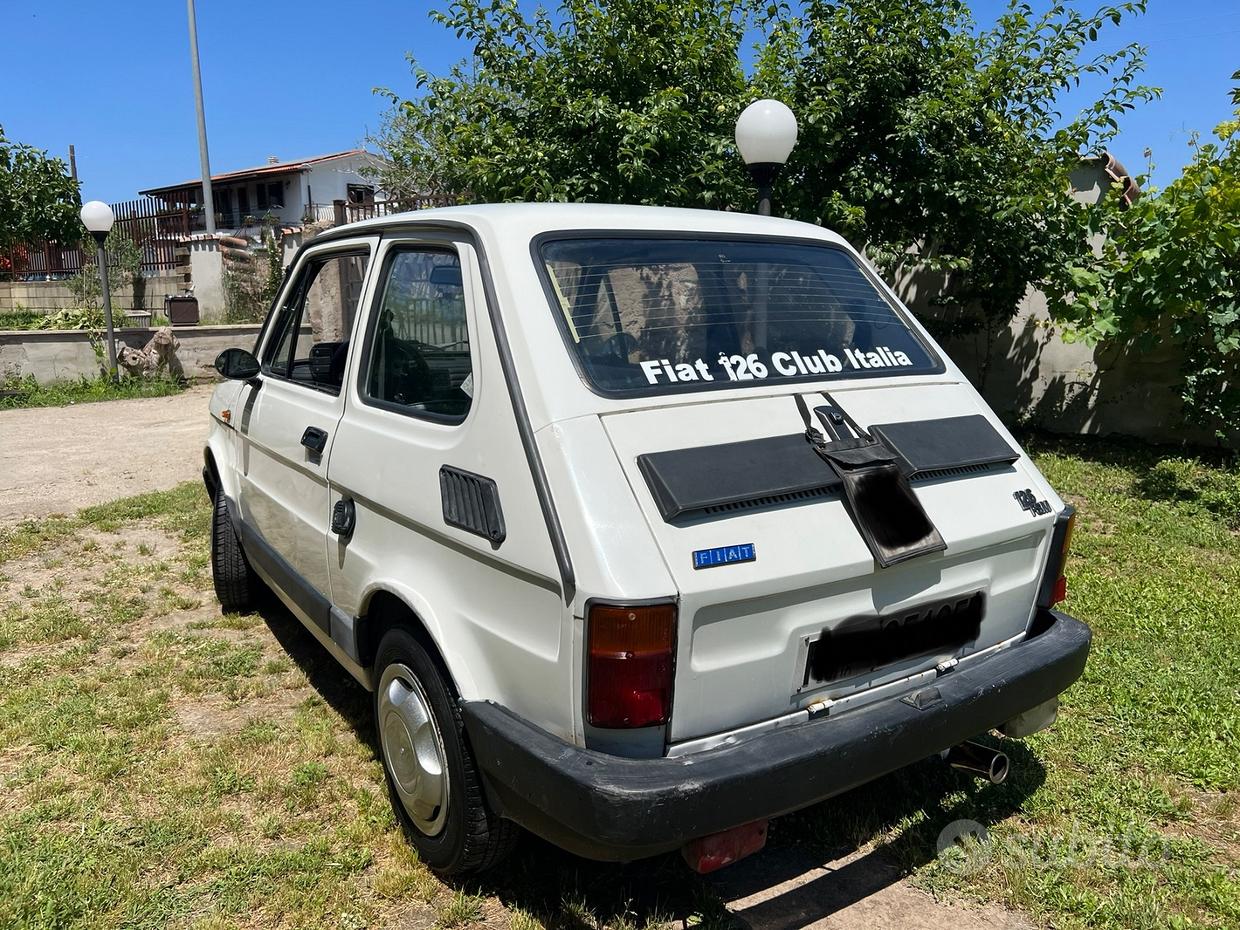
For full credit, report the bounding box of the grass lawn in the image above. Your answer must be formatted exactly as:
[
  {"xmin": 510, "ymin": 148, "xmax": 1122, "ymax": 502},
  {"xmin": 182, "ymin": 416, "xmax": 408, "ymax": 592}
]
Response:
[
  {"xmin": 0, "ymin": 374, "xmax": 185, "ymax": 410},
  {"xmin": 0, "ymin": 438, "xmax": 1237, "ymax": 929}
]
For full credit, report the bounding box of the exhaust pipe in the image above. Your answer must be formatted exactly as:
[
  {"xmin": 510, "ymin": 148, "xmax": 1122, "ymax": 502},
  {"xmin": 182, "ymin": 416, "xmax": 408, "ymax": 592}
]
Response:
[{"xmin": 944, "ymin": 740, "xmax": 1010, "ymax": 785}]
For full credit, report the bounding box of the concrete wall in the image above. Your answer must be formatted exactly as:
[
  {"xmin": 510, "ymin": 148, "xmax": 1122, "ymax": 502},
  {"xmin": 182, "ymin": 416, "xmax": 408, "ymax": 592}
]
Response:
[
  {"xmin": 0, "ymin": 324, "xmax": 262, "ymax": 385},
  {"xmin": 879, "ymin": 159, "xmax": 1230, "ymax": 447},
  {"xmin": 922, "ymin": 290, "xmax": 1217, "ymax": 445},
  {"xmin": 186, "ymin": 238, "xmax": 226, "ymax": 322},
  {"xmin": 0, "ymin": 273, "xmax": 186, "ymax": 315}
]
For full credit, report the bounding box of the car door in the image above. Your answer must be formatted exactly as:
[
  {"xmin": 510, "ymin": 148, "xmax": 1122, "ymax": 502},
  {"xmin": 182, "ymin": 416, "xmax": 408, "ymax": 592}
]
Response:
[
  {"xmin": 236, "ymin": 236, "xmax": 378, "ymax": 605},
  {"xmin": 326, "ymin": 233, "xmax": 568, "ymax": 733}
]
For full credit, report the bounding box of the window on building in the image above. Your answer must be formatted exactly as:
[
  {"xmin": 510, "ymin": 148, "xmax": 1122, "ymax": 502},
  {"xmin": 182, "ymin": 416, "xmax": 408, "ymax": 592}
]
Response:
[
  {"xmin": 256, "ymin": 181, "xmax": 283, "ymax": 211},
  {"xmin": 347, "ymin": 184, "xmax": 376, "ymax": 205}
]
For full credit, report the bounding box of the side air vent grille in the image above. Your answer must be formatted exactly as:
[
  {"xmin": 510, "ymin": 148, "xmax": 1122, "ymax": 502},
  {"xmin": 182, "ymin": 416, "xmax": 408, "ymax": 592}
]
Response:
[
  {"xmin": 701, "ymin": 485, "xmax": 835, "ymax": 517},
  {"xmin": 911, "ymin": 461, "xmax": 1007, "ymax": 483},
  {"xmin": 440, "ymin": 466, "xmax": 506, "ymax": 548}
]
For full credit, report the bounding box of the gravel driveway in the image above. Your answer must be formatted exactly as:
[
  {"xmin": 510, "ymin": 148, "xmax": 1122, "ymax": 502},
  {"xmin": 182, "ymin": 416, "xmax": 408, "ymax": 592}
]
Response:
[{"xmin": 0, "ymin": 384, "xmax": 214, "ymax": 520}]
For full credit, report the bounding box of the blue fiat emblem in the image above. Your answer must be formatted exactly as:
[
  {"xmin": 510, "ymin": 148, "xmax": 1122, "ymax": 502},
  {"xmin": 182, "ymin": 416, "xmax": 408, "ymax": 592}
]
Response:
[{"xmin": 692, "ymin": 543, "xmax": 756, "ymax": 570}]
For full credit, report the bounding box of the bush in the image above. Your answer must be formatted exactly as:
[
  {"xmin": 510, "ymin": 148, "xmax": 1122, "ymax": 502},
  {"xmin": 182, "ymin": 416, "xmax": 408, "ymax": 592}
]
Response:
[{"xmin": 0, "ymin": 307, "xmax": 44, "ymax": 330}]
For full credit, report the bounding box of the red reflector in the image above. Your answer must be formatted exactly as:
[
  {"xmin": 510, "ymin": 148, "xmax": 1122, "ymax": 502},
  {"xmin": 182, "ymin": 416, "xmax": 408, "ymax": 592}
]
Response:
[
  {"xmin": 1051, "ymin": 574, "xmax": 1068, "ymax": 606},
  {"xmin": 682, "ymin": 819, "xmax": 769, "ymax": 874},
  {"xmin": 587, "ymin": 603, "xmax": 675, "ymax": 728}
]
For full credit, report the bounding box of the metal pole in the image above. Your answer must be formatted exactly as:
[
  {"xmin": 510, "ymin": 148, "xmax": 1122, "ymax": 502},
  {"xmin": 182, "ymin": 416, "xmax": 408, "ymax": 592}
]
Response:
[
  {"xmin": 747, "ymin": 162, "xmax": 779, "ymax": 217},
  {"xmin": 96, "ymin": 240, "xmax": 119, "ymax": 381},
  {"xmin": 757, "ymin": 184, "xmax": 773, "ymax": 217},
  {"xmin": 187, "ymin": 0, "xmax": 216, "ymax": 235}
]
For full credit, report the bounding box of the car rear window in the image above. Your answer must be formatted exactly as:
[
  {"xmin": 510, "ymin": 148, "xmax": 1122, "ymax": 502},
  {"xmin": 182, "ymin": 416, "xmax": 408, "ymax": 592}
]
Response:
[{"xmin": 537, "ymin": 237, "xmax": 939, "ymax": 395}]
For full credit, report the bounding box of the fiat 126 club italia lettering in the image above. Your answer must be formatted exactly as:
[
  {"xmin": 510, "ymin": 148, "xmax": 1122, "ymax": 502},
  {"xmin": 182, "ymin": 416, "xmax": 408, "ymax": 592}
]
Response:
[{"xmin": 204, "ymin": 204, "xmax": 1089, "ymax": 875}]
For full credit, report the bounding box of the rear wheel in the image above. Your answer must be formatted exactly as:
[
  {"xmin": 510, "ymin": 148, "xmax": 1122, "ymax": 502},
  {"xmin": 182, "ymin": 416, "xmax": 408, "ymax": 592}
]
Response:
[
  {"xmin": 374, "ymin": 628, "xmax": 517, "ymax": 874},
  {"xmin": 210, "ymin": 487, "xmax": 259, "ymax": 612}
]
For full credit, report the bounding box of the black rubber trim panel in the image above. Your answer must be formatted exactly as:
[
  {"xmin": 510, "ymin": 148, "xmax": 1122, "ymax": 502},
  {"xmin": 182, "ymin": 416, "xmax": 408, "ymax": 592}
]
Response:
[
  {"xmin": 462, "ymin": 609, "xmax": 1090, "ymax": 861},
  {"xmin": 871, "ymin": 415, "xmax": 1021, "ymax": 475},
  {"xmin": 440, "ymin": 465, "xmax": 506, "ymax": 548},
  {"xmin": 637, "ymin": 414, "xmax": 1018, "ymax": 522}
]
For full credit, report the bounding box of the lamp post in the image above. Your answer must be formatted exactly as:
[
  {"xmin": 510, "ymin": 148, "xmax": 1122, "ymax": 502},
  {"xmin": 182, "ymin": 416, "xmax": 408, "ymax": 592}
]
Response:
[
  {"xmin": 735, "ymin": 99, "xmax": 799, "ymax": 216},
  {"xmin": 80, "ymin": 201, "xmax": 119, "ymax": 382}
]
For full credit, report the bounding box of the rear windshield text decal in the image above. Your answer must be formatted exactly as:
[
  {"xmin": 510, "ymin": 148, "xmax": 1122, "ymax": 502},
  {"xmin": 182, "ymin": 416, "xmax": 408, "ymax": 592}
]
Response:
[{"xmin": 638, "ymin": 346, "xmax": 916, "ymax": 385}]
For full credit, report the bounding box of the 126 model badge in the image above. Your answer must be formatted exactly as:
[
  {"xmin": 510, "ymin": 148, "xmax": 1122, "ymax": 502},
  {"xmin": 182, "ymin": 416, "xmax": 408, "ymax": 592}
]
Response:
[{"xmin": 1013, "ymin": 489, "xmax": 1051, "ymax": 516}]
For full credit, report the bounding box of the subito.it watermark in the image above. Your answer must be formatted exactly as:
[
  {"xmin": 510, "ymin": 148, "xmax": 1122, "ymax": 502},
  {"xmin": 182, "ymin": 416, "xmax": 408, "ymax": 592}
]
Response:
[{"xmin": 934, "ymin": 819, "xmax": 1176, "ymax": 875}]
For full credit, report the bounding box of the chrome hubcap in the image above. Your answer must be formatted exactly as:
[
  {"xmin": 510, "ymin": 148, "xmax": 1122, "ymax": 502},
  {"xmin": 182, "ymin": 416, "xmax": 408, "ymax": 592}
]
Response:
[{"xmin": 378, "ymin": 663, "xmax": 448, "ymax": 835}]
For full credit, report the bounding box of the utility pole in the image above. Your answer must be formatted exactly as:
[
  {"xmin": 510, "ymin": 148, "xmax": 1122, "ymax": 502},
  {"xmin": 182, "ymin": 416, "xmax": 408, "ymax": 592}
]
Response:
[
  {"xmin": 68, "ymin": 144, "xmax": 78, "ymax": 182},
  {"xmin": 186, "ymin": 0, "xmax": 216, "ymax": 235}
]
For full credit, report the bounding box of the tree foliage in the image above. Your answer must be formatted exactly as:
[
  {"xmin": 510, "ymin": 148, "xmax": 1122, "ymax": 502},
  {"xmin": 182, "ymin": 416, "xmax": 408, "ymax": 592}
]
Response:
[
  {"xmin": 373, "ymin": 0, "xmax": 1155, "ymax": 323},
  {"xmin": 0, "ymin": 125, "xmax": 81, "ymax": 249},
  {"xmin": 760, "ymin": 0, "xmax": 1155, "ymax": 320},
  {"xmin": 1057, "ymin": 73, "xmax": 1240, "ymax": 439},
  {"xmin": 375, "ymin": 0, "xmax": 751, "ymax": 208}
]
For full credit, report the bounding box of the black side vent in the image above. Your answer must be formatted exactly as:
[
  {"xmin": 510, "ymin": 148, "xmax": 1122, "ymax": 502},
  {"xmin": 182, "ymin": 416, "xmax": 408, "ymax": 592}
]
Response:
[
  {"xmin": 911, "ymin": 461, "xmax": 1008, "ymax": 483},
  {"xmin": 702, "ymin": 485, "xmax": 835, "ymax": 517},
  {"xmin": 440, "ymin": 466, "xmax": 506, "ymax": 548}
]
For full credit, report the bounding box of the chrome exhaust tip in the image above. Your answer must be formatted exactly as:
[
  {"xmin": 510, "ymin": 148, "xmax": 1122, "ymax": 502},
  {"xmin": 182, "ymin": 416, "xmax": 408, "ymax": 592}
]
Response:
[{"xmin": 944, "ymin": 740, "xmax": 1010, "ymax": 785}]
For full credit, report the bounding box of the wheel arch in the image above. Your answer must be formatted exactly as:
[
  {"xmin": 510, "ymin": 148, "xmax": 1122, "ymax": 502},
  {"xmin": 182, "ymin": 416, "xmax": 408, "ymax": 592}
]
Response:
[
  {"xmin": 357, "ymin": 587, "xmax": 473, "ymax": 699},
  {"xmin": 203, "ymin": 424, "xmax": 240, "ymax": 502}
]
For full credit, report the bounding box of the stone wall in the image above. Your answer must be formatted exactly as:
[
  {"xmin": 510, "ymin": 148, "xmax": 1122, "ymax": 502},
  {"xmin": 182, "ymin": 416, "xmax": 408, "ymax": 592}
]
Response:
[{"xmin": 0, "ymin": 324, "xmax": 263, "ymax": 385}]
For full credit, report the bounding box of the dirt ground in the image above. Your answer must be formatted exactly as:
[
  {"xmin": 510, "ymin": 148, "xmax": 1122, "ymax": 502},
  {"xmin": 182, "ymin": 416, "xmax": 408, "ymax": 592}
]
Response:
[{"xmin": 0, "ymin": 384, "xmax": 213, "ymax": 520}]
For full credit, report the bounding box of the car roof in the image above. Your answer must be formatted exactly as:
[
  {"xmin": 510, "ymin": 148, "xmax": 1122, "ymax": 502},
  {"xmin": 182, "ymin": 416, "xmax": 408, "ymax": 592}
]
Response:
[{"xmin": 313, "ymin": 202, "xmax": 848, "ymax": 247}]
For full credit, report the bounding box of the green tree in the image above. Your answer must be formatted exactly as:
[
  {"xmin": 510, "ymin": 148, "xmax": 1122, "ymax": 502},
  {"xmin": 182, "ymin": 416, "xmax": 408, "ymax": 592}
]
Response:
[
  {"xmin": 0, "ymin": 125, "xmax": 81, "ymax": 248},
  {"xmin": 373, "ymin": 0, "xmax": 1155, "ymax": 324},
  {"xmin": 373, "ymin": 0, "xmax": 751, "ymax": 208},
  {"xmin": 1057, "ymin": 73, "xmax": 1240, "ymax": 439},
  {"xmin": 762, "ymin": 0, "xmax": 1155, "ymax": 322}
]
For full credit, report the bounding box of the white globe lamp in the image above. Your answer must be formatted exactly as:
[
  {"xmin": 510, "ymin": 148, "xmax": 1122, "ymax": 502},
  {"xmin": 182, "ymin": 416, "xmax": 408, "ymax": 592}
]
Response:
[{"xmin": 734, "ymin": 99, "xmax": 799, "ymax": 215}]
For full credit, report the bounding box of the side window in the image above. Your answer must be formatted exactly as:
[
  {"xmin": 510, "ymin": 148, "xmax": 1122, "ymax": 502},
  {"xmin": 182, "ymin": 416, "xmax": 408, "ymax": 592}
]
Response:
[
  {"xmin": 362, "ymin": 248, "xmax": 472, "ymax": 422},
  {"xmin": 262, "ymin": 250, "xmax": 369, "ymax": 394}
]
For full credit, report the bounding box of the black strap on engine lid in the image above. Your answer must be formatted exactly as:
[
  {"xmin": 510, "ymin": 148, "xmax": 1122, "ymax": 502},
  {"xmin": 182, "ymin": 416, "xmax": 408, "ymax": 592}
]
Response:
[{"xmin": 795, "ymin": 393, "xmax": 946, "ymax": 568}]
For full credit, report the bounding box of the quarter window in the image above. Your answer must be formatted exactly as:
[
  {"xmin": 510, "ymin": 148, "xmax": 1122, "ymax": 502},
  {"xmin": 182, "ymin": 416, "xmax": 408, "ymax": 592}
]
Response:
[
  {"xmin": 262, "ymin": 250, "xmax": 370, "ymax": 394},
  {"xmin": 362, "ymin": 248, "xmax": 473, "ymax": 422}
]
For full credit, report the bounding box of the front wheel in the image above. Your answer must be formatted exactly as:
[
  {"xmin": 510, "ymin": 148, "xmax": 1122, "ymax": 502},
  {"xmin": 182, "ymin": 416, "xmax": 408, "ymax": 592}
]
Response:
[
  {"xmin": 210, "ymin": 487, "xmax": 260, "ymax": 612},
  {"xmin": 374, "ymin": 628, "xmax": 517, "ymax": 875}
]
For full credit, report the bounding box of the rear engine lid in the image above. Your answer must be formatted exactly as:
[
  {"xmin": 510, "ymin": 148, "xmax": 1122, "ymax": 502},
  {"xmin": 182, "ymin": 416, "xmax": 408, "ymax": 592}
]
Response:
[{"xmin": 601, "ymin": 381, "xmax": 1059, "ymax": 742}]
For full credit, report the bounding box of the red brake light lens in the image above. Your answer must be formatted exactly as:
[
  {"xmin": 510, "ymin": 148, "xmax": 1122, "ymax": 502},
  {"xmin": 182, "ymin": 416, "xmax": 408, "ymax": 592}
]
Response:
[
  {"xmin": 587, "ymin": 603, "xmax": 676, "ymax": 729},
  {"xmin": 1048, "ymin": 509, "xmax": 1075, "ymax": 607}
]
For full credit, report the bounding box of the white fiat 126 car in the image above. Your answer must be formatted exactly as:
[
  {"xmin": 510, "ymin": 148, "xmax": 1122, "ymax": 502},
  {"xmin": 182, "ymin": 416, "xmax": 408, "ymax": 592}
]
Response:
[{"xmin": 204, "ymin": 204, "xmax": 1089, "ymax": 875}]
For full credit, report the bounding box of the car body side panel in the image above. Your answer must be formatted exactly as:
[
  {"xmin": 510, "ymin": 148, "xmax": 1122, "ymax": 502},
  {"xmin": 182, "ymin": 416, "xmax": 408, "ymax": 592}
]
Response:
[{"xmin": 324, "ymin": 237, "xmax": 574, "ymax": 741}]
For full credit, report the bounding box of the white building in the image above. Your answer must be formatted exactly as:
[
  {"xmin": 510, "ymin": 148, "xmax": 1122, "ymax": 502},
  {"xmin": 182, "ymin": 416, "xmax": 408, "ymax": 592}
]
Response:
[{"xmin": 140, "ymin": 150, "xmax": 386, "ymax": 234}]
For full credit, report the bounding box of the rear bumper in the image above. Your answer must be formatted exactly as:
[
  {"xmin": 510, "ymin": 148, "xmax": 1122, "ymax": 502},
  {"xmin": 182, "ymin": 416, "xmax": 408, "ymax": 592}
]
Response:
[{"xmin": 462, "ymin": 608, "xmax": 1091, "ymax": 861}]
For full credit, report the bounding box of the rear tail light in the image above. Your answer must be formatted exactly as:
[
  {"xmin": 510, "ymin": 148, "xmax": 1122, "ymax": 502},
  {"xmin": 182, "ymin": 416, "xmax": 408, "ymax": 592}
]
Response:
[
  {"xmin": 587, "ymin": 602, "xmax": 676, "ymax": 728},
  {"xmin": 1038, "ymin": 506, "xmax": 1076, "ymax": 608}
]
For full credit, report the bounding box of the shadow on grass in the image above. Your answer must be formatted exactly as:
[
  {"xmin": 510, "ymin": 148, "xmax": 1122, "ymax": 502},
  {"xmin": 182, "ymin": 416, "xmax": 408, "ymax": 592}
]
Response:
[
  {"xmin": 256, "ymin": 589, "xmax": 1048, "ymax": 928},
  {"xmin": 712, "ymin": 743, "xmax": 1045, "ymax": 929}
]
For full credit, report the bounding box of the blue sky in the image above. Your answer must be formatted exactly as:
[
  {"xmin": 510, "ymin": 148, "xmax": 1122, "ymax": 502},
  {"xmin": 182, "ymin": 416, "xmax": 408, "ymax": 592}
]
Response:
[{"xmin": 0, "ymin": 1, "xmax": 1235, "ymax": 203}]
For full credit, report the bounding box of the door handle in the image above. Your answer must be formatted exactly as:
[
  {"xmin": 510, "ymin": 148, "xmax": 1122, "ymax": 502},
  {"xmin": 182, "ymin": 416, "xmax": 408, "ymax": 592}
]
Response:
[{"xmin": 300, "ymin": 426, "xmax": 329, "ymax": 455}]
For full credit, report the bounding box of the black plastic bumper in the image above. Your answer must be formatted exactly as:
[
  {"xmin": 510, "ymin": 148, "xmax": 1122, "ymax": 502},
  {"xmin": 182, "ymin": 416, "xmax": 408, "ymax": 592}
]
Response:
[{"xmin": 461, "ymin": 609, "xmax": 1091, "ymax": 861}]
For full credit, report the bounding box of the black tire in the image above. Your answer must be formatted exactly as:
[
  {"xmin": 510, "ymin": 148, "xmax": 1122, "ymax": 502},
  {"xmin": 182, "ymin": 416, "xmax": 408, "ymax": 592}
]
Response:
[
  {"xmin": 211, "ymin": 487, "xmax": 259, "ymax": 612},
  {"xmin": 374, "ymin": 628, "xmax": 518, "ymax": 875}
]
